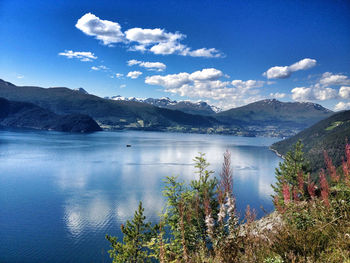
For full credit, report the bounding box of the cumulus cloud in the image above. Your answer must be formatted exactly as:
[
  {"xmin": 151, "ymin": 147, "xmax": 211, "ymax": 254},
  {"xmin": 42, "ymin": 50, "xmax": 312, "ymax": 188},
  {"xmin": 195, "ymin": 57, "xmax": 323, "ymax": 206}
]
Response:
[
  {"xmin": 75, "ymin": 13, "xmax": 124, "ymax": 46},
  {"xmin": 145, "ymin": 68, "xmax": 265, "ymax": 109},
  {"xmin": 145, "ymin": 72, "xmax": 191, "ymax": 88},
  {"xmin": 76, "ymin": 13, "xmax": 222, "ymax": 57},
  {"xmin": 339, "ymin": 86, "xmax": 350, "ymax": 99},
  {"xmin": 115, "ymin": 73, "xmax": 124, "ymax": 78},
  {"xmin": 127, "ymin": 71, "xmax": 143, "ymax": 79},
  {"xmin": 264, "ymin": 58, "xmax": 317, "ymax": 79},
  {"xmin": 291, "ymin": 87, "xmax": 313, "ymax": 101},
  {"xmin": 264, "ymin": 66, "xmax": 290, "ymax": 79},
  {"xmin": 270, "ymin": 92, "xmax": 286, "ymax": 99},
  {"xmin": 125, "ymin": 28, "xmax": 184, "ymax": 45},
  {"xmin": 190, "ymin": 68, "xmax": 223, "ymax": 81},
  {"xmin": 289, "ymin": 58, "xmax": 317, "ymax": 72},
  {"xmin": 291, "ymin": 86, "xmax": 337, "ymax": 101},
  {"xmin": 319, "ymin": 72, "xmax": 350, "ymax": 87},
  {"xmin": 58, "ymin": 50, "xmax": 97, "ymax": 62},
  {"xmin": 334, "ymin": 102, "xmax": 350, "ymax": 111},
  {"xmin": 231, "ymin": 80, "xmax": 265, "ymax": 91},
  {"xmin": 91, "ymin": 65, "xmax": 108, "ymax": 71},
  {"xmin": 291, "ymin": 72, "xmax": 350, "ymax": 102},
  {"xmin": 127, "ymin": 59, "xmax": 166, "ymax": 71}
]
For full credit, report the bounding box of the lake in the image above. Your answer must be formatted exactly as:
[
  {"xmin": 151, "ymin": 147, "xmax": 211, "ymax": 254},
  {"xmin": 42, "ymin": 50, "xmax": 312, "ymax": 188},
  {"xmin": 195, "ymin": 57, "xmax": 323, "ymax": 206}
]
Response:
[{"xmin": 0, "ymin": 130, "xmax": 281, "ymax": 262}]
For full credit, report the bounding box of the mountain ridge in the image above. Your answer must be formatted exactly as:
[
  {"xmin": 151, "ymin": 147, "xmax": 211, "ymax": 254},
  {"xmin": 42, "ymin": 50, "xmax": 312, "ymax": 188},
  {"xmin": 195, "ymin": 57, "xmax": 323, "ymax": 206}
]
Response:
[
  {"xmin": 106, "ymin": 95, "xmax": 221, "ymax": 115},
  {"xmin": 0, "ymin": 79, "xmax": 334, "ymax": 137}
]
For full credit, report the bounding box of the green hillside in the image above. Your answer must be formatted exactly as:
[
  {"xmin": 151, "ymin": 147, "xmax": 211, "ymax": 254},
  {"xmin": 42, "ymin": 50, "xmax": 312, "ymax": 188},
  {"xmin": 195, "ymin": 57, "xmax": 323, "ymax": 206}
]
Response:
[{"xmin": 271, "ymin": 110, "xmax": 350, "ymax": 173}]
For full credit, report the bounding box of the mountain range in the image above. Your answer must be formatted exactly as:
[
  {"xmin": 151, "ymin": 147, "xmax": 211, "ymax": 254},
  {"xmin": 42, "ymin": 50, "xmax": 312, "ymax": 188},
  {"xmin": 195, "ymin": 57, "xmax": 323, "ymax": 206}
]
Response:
[
  {"xmin": 107, "ymin": 96, "xmax": 221, "ymax": 115},
  {"xmin": 0, "ymin": 79, "xmax": 334, "ymax": 137}
]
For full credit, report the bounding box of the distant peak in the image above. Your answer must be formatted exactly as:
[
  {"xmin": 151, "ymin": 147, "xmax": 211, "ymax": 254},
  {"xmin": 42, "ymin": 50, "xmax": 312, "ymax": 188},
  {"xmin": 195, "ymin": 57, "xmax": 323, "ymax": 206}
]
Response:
[{"xmin": 74, "ymin": 87, "xmax": 89, "ymax": 94}]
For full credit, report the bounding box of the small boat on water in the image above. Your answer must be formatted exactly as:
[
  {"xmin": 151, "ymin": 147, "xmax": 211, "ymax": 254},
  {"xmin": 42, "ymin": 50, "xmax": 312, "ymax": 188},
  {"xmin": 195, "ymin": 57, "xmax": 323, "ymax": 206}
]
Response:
[{"xmin": 126, "ymin": 144, "xmax": 131, "ymax": 147}]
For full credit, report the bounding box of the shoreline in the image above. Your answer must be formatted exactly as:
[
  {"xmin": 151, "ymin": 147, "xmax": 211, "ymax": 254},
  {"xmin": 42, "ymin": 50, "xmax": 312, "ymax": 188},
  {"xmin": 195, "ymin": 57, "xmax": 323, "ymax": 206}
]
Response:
[{"xmin": 269, "ymin": 146, "xmax": 285, "ymax": 159}]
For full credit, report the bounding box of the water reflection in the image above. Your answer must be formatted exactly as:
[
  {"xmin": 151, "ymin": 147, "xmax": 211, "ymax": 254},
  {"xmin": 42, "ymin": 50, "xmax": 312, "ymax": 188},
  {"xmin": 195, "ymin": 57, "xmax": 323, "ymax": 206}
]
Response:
[{"xmin": 0, "ymin": 130, "xmax": 281, "ymax": 262}]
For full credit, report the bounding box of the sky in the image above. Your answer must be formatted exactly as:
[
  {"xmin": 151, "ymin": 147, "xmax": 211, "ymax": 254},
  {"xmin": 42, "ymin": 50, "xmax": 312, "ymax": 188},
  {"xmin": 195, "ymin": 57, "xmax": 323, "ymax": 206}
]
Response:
[{"xmin": 0, "ymin": 0, "xmax": 350, "ymax": 110}]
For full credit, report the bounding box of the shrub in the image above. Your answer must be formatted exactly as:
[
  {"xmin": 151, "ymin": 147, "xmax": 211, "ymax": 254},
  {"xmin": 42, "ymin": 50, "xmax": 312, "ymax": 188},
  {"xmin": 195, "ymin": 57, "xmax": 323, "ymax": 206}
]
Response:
[{"xmin": 106, "ymin": 144, "xmax": 350, "ymax": 262}]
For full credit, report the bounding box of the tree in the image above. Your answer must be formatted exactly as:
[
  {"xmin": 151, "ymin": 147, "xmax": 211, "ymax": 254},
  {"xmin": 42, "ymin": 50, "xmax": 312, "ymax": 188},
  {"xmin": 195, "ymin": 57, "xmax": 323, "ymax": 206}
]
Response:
[
  {"xmin": 272, "ymin": 140, "xmax": 310, "ymax": 202},
  {"xmin": 106, "ymin": 201, "xmax": 155, "ymax": 263}
]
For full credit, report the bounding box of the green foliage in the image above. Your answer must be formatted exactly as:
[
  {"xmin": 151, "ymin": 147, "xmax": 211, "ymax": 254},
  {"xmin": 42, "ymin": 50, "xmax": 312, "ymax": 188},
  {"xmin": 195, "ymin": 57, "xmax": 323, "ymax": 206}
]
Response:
[
  {"xmin": 272, "ymin": 140, "xmax": 310, "ymax": 202},
  {"xmin": 106, "ymin": 147, "xmax": 350, "ymax": 263},
  {"xmin": 106, "ymin": 201, "xmax": 156, "ymax": 263}
]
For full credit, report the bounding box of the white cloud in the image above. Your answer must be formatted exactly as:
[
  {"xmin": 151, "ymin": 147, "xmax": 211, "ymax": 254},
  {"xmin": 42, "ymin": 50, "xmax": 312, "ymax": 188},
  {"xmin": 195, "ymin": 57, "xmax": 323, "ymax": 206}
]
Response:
[
  {"xmin": 291, "ymin": 86, "xmax": 337, "ymax": 101},
  {"xmin": 184, "ymin": 48, "xmax": 222, "ymax": 58},
  {"xmin": 76, "ymin": 13, "xmax": 222, "ymax": 57},
  {"xmin": 145, "ymin": 68, "xmax": 265, "ymax": 109},
  {"xmin": 264, "ymin": 66, "xmax": 290, "ymax": 79},
  {"xmin": 288, "ymin": 58, "xmax": 317, "ymax": 72},
  {"xmin": 91, "ymin": 65, "xmax": 108, "ymax": 71},
  {"xmin": 264, "ymin": 58, "xmax": 317, "ymax": 79},
  {"xmin": 339, "ymin": 86, "xmax": 350, "ymax": 99},
  {"xmin": 334, "ymin": 102, "xmax": 350, "ymax": 111},
  {"xmin": 189, "ymin": 68, "xmax": 223, "ymax": 81},
  {"xmin": 319, "ymin": 72, "xmax": 350, "ymax": 87},
  {"xmin": 145, "ymin": 72, "xmax": 190, "ymax": 88},
  {"xmin": 127, "ymin": 59, "xmax": 166, "ymax": 71},
  {"xmin": 17, "ymin": 75, "xmax": 24, "ymax": 79},
  {"xmin": 313, "ymin": 87, "xmax": 337, "ymax": 100},
  {"xmin": 75, "ymin": 13, "xmax": 124, "ymax": 46},
  {"xmin": 115, "ymin": 73, "xmax": 124, "ymax": 78},
  {"xmin": 270, "ymin": 92, "xmax": 286, "ymax": 99},
  {"xmin": 58, "ymin": 50, "xmax": 97, "ymax": 62},
  {"xmin": 291, "ymin": 87, "xmax": 313, "ymax": 101},
  {"xmin": 231, "ymin": 79, "xmax": 265, "ymax": 91},
  {"xmin": 127, "ymin": 71, "xmax": 143, "ymax": 79},
  {"xmin": 125, "ymin": 28, "xmax": 184, "ymax": 45},
  {"xmin": 291, "ymin": 72, "xmax": 350, "ymax": 102},
  {"xmin": 120, "ymin": 84, "xmax": 126, "ymax": 88},
  {"xmin": 149, "ymin": 41, "xmax": 187, "ymax": 55}
]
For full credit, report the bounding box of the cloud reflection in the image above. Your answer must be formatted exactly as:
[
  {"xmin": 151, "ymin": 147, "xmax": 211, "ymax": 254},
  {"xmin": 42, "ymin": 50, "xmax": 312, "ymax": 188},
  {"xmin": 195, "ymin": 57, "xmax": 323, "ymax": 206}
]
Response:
[{"xmin": 53, "ymin": 132, "xmax": 280, "ymax": 238}]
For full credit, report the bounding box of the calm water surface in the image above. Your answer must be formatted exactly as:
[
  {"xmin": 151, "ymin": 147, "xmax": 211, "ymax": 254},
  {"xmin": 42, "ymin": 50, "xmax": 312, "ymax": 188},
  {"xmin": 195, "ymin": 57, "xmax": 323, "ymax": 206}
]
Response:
[{"xmin": 0, "ymin": 130, "xmax": 281, "ymax": 262}]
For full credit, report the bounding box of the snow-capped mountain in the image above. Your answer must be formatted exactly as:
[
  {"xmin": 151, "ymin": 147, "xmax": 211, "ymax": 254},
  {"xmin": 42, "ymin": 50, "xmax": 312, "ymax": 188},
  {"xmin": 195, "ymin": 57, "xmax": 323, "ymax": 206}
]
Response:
[{"xmin": 107, "ymin": 96, "xmax": 222, "ymax": 115}]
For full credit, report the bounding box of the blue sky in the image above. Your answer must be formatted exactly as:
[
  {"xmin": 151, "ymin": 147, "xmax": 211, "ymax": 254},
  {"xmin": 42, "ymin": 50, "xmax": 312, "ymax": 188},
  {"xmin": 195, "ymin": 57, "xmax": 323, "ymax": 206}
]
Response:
[{"xmin": 0, "ymin": 0, "xmax": 349, "ymax": 110}]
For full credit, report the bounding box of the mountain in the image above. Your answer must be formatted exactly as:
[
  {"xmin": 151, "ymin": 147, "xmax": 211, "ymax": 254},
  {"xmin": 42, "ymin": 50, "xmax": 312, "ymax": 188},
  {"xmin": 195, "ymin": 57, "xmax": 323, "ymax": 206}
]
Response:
[
  {"xmin": 0, "ymin": 97, "xmax": 102, "ymax": 132},
  {"xmin": 215, "ymin": 99, "xmax": 333, "ymax": 137},
  {"xmin": 0, "ymin": 79, "xmax": 218, "ymax": 131},
  {"xmin": 74, "ymin": 87, "xmax": 89, "ymax": 94},
  {"xmin": 0, "ymin": 79, "xmax": 334, "ymax": 137},
  {"xmin": 108, "ymin": 96, "xmax": 221, "ymax": 115},
  {"xmin": 271, "ymin": 110, "xmax": 350, "ymax": 173}
]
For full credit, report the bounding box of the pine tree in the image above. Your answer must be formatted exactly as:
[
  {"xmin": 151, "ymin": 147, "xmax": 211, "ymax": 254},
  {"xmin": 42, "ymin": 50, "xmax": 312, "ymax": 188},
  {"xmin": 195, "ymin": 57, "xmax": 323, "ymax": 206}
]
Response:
[
  {"xmin": 272, "ymin": 140, "xmax": 310, "ymax": 202},
  {"xmin": 106, "ymin": 201, "xmax": 155, "ymax": 263}
]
